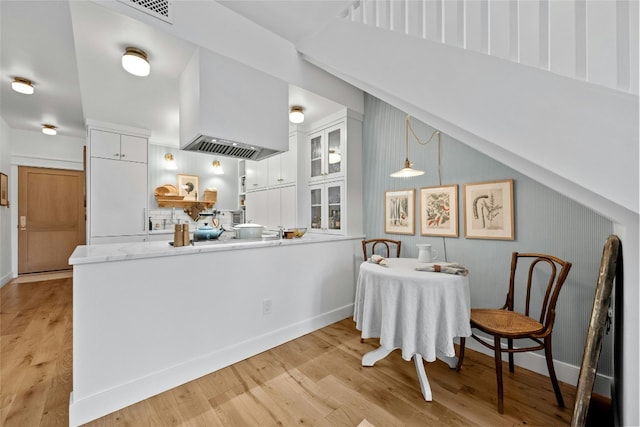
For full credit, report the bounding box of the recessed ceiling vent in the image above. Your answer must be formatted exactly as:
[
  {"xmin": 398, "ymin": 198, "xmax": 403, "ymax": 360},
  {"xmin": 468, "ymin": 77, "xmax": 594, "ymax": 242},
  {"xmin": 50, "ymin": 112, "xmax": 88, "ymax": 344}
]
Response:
[
  {"xmin": 182, "ymin": 135, "xmax": 279, "ymax": 160},
  {"xmin": 117, "ymin": 0, "xmax": 173, "ymax": 24}
]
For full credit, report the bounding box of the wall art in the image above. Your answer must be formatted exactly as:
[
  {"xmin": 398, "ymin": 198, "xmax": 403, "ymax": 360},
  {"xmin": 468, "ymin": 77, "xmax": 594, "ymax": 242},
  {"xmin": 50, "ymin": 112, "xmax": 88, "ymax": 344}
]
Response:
[
  {"xmin": 463, "ymin": 179, "xmax": 514, "ymax": 240},
  {"xmin": 384, "ymin": 189, "xmax": 415, "ymax": 235},
  {"xmin": 177, "ymin": 174, "xmax": 200, "ymax": 200},
  {"xmin": 419, "ymin": 184, "xmax": 458, "ymax": 237},
  {"xmin": 0, "ymin": 173, "xmax": 8, "ymax": 207}
]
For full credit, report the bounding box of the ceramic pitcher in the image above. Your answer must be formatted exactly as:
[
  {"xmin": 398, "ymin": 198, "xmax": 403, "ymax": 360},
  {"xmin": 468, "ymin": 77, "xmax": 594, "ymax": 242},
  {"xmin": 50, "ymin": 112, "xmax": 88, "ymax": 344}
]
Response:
[{"xmin": 417, "ymin": 243, "xmax": 439, "ymax": 262}]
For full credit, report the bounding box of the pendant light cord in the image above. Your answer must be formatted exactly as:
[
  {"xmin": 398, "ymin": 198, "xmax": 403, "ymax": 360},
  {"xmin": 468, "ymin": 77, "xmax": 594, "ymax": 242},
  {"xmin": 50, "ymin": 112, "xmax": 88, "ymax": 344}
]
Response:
[{"xmin": 406, "ymin": 115, "xmax": 447, "ymax": 261}]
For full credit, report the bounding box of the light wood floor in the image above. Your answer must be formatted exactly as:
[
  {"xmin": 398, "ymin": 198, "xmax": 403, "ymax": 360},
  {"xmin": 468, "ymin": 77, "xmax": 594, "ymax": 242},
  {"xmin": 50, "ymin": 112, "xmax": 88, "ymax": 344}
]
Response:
[{"xmin": 1, "ymin": 277, "xmax": 612, "ymax": 426}]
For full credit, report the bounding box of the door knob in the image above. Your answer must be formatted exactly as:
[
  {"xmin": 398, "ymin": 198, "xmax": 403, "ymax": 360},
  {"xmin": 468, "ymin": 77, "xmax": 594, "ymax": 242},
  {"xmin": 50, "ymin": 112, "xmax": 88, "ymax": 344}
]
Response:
[{"xmin": 19, "ymin": 215, "xmax": 26, "ymax": 230}]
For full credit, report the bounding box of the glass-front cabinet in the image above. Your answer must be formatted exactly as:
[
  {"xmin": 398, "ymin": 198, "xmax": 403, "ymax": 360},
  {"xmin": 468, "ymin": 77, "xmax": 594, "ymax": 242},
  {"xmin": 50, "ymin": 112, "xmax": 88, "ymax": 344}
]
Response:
[
  {"xmin": 309, "ymin": 122, "xmax": 344, "ymax": 183},
  {"xmin": 309, "ymin": 181, "xmax": 344, "ymax": 234}
]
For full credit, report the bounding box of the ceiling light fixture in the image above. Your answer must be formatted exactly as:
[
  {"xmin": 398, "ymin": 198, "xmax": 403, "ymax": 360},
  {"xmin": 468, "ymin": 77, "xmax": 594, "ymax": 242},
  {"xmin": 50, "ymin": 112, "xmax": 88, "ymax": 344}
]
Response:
[
  {"xmin": 212, "ymin": 160, "xmax": 224, "ymax": 175},
  {"xmin": 12, "ymin": 77, "xmax": 34, "ymax": 94},
  {"xmin": 390, "ymin": 115, "xmax": 440, "ymax": 178},
  {"xmin": 42, "ymin": 124, "xmax": 57, "ymax": 136},
  {"xmin": 122, "ymin": 47, "xmax": 150, "ymax": 77},
  {"xmin": 164, "ymin": 153, "xmax": 177, "ymax": 170},
  {"xmin": 289, "ymin": 106, "xmax": 304, "ymax": 123}
]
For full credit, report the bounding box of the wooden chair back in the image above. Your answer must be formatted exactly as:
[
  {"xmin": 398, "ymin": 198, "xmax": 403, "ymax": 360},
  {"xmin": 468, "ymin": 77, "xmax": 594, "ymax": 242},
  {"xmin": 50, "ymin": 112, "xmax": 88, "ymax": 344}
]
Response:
[
  {"xmin": 505, "ymin": 252, "xmax": 573, "ymax": 337},
  {"xmin": 361, "ymin": 238, "xmax": 402, "ymax": 260}
]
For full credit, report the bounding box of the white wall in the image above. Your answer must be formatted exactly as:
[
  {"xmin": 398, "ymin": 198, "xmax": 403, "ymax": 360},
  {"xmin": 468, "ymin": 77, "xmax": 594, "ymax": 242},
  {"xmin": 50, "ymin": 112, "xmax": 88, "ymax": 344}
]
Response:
[{"xmin": 0, "ymin": 118, "xmax": 12, "ymax": 286}]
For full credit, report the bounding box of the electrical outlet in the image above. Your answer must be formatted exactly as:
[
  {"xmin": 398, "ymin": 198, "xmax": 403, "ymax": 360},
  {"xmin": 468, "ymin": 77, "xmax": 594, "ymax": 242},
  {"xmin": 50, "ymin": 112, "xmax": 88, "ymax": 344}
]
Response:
[{"xmin": 262, "ymin": 299, "xmax": 272, "ymax": 315}]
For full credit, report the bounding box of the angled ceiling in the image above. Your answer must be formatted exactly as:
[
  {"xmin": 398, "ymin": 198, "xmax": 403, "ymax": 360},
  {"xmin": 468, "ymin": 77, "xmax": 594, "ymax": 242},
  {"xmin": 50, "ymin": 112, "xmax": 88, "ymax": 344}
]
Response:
[{"xmin": 0, "ymin": 0, "xmax": 346, "ymax": 145}]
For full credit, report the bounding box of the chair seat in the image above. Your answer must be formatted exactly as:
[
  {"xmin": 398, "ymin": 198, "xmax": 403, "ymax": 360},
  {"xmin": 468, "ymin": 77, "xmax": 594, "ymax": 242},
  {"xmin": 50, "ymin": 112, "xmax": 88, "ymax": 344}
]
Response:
[{"xmin": 471, "ymin": 308, "xmax": 545, "ymax": 338}]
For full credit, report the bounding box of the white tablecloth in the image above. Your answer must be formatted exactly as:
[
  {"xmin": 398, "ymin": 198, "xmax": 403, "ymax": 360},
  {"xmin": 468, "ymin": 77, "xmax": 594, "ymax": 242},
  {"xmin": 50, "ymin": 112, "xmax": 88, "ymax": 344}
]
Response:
[{"xmin": 354, "ymin": 258, "xmax": 471, "ymax": 362}]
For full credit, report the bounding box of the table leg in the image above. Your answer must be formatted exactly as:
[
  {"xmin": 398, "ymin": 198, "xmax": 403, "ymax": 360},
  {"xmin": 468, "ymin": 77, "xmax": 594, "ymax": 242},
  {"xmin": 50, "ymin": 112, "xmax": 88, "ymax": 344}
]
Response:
[
  {"xmin": 413, "ymin": 354, "xmax": 433, "ymax": 401},
  {"xmin": 362, "ymin": 346, "xmax": 395, "ymax": 366},
  {"xmin": 436, "ymin": 351, "xmax": 459, "ymax": 369}
]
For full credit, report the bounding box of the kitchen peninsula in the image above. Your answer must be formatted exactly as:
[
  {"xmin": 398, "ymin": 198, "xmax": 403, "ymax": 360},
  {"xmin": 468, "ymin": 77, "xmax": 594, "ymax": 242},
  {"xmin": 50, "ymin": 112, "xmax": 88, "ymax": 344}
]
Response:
[{"xmin": 68, "ymin": 234, "xmax": 361, "ymax": 426}]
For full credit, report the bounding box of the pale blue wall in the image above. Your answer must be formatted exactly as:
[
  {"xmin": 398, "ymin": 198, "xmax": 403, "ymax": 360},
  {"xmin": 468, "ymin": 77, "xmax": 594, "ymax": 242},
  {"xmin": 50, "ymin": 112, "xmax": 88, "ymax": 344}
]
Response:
[{"xmin": 362, "ymin": 94, "xmax": 613, "ymax": 373}]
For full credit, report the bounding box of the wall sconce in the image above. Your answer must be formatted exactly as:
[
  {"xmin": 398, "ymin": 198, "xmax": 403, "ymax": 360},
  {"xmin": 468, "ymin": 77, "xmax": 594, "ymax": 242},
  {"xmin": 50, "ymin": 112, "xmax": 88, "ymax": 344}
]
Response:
[
  {"xmin": 42, "ymin": 124, "xmax": 57, "ymax": 136},
  {"xmin": 390, "ymin": 115, "xmax": 440, "ymax": 178},
  {"xmin": 122, "ymin": 47, "xmax": 150, "ymax": 77},
  {"xmin": 212, "ymin": 160, "xmax": 224, "ymax": 175},
  {"xmin": 164, "ymin": 153, "xmax": 177, "ymax": 170},
  {"xmin": 12, "ymin": 77, "xmax": 34, "ymax": 94},
  {"xmin": 289, "ymin": 106, "xmax": 304, "ymax": 123}
]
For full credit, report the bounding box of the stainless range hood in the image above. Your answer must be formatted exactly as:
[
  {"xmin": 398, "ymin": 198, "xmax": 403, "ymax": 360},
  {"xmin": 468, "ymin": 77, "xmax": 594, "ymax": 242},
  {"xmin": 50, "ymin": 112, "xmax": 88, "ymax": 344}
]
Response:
[{"xmin": 179, "ymin": 48, "xmax": 288, "ymax": 160}]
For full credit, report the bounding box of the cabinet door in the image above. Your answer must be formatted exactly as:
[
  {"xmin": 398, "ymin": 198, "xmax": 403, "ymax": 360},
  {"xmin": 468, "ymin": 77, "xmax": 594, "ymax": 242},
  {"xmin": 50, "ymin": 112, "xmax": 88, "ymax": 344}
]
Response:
[
  {"xmin": 246, "ymin": 189, "xmax": 269, "ymax": 225},
  {"xmin": 280, "ymin": 135, "xmax": 297, "ymax": 186},
  {"xmin": 246, "ymin": 160, "xmax": 269, "ymax": 191},
  {"xmin": 90, "ymin": 158, "xmax": 147, "ymax": 237},
  {"xmin": 325, "ymin": 123, "xmax": 344, "ymax": 180},
  {"xmin": 267, "ymin": 155, "xmax": 282, "ymax": 187},
  {"xmin": 90, "ymin": 129, "xmax": 121, "ymax": 160},
  {"xmin": 309, "ymin": 131, "xmax": 324, "ymax": 181},
  {"xmin": 267, "ymin": 188, "xmax": 281, "ymax": 228},
  {"xmin": 120, "ymin": 134, "xmax": 147, "ymax": 163},
  {"xmin": 279, "ymin": 185, "xmax": 297, "ymax": 228},
  {"xmin": 309, "ymin": 185, "xmax": 323, "ymax": 231},
  {"xmin": 325, "ymin": 181, "xmax": 344, "ymax": 234}
]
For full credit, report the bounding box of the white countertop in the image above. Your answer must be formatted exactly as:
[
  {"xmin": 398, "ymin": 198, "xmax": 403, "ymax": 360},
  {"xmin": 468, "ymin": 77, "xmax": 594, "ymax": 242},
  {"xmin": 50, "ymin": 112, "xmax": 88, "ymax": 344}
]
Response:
[{"xmin": 70, "ymin": 234, "xmax": 362, "ymax": 265}]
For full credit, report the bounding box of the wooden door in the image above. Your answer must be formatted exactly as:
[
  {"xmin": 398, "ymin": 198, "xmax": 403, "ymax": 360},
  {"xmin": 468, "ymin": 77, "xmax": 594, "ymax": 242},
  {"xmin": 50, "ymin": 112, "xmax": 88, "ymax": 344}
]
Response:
[{"xmin": 18, "ymin": 166, "xmax": 85, "ymax": 274}]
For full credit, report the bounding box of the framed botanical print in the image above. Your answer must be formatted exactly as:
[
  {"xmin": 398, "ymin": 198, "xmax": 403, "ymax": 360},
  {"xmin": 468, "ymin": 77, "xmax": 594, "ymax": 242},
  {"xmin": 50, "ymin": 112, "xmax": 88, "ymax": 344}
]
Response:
[
  {"xmin": 384, "ymin": 189, "xmax": 415, "ymax": 235},
  {"xmin": 463, "ymin": 179, "xmax": 514, "ymax": 240},
  {"xmin": 420, "ymin": 184, "xmax": 458, "ymax": 237},
  {"xmin": 177, "ymin": 174, "xmax": 199, "ymax": 200}
]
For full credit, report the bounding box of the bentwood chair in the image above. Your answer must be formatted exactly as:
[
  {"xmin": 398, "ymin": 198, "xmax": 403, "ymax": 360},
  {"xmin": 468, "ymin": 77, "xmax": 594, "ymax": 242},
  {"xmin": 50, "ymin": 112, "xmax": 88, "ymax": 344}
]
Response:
[
  {"xmin": 361, "ymin": 238, "xmax": 402, "ymax": 261},
  {"xmin": 456, "ymin": 252, "xmax": 572, "ymax": 413}
]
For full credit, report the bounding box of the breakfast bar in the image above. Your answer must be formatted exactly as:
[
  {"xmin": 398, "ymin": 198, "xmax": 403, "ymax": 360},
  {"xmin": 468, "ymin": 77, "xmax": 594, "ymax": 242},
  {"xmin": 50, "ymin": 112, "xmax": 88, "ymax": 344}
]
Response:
[{"xmin": 68, "ymin": 235, "xmax": 362, "ymax": 426}]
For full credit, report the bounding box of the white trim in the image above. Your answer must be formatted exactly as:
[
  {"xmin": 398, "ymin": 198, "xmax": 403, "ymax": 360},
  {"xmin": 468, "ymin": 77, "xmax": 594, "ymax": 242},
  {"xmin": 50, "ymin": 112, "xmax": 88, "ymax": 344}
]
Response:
[
  {"xmin": 0, "ymin": 271, "xmax": 13, "ymax": 288},
  {"xmin": 457, "ymin": 336, "xmax": 612, "ymax": 398},
  {"xmin": 11, "ymin": 155, "xmax": 83, "ymax": 171}
]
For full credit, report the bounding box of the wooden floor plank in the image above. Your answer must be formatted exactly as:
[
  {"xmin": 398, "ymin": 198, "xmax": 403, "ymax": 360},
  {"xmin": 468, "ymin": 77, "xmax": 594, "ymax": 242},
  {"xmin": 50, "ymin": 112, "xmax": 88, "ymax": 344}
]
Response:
[{"xmin": 1, "ymin": 276, "xmax": 613, "ymax": 427}]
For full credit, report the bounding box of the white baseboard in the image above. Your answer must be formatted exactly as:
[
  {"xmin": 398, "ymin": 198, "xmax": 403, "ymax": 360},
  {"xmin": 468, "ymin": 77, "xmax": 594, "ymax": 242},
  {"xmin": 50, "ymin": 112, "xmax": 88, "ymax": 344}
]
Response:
[
  {"xmin": 458, "ymin": 337, "xmax": 612, "ymax": 398},
  {"xmin": 0, "ymin": 271, "xmax": 14, "ymax": 288},
  {"xmin": 69, "ymin": 304, "xmax": 354, "ymax": 427}
]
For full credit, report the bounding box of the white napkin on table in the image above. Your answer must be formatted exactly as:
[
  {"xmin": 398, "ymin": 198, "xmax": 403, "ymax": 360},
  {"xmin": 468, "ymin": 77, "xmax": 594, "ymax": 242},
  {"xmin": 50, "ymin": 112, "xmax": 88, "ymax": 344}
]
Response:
[
  {"xmin": 415, "ymin": 262, "xmax": 468, "ymax": 276},
  {"xmin": 369, "ymin": 254, "xmax": 388, "ymax": 267}
]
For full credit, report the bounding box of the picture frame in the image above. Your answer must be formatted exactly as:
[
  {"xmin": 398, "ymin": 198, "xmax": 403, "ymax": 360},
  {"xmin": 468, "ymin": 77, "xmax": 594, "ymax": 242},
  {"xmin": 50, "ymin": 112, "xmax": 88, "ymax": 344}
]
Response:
[
  {"xmin": 384, "ymin": 189, "xmax": 415, "ymax": 235},
  {"xmin": 463, "ymin": 179, "xmax": 514, "ymax": 240},
  {"xmin": 420, "ymin": 184, "xmax": 458, "ymax": 237},
  {"xmin": 0, "ymin": 173, "xmax": 8, "ymax": 207},
  {"xmin": 177, "ymin": 174, "xmax": 200, "ymax": 200}
]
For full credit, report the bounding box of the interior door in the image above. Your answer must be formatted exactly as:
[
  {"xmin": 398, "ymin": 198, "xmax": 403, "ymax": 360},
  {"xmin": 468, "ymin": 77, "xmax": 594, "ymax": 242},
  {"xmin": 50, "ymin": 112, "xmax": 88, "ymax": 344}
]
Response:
[{"xmin": 18, "ymin": 166, "xmax": 86, "ymax": 274}]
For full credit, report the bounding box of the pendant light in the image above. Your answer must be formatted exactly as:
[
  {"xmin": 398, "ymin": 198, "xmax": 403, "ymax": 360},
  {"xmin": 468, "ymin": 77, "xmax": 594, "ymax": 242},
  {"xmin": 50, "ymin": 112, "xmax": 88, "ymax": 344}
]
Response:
[
  {"xmin": 12, "ymin": 77, "xmax": 34, "ymax": 95},
  {"xmin": 390, "ymin": 115, "xmax": 441, "ymax": 178},
  {"xmin": 289, "ymin": 106, "xmax": 304, "ymax": 123},
  {"xmin": 122, "ymin": 47, "xmax": 150, "ymax": 77}
]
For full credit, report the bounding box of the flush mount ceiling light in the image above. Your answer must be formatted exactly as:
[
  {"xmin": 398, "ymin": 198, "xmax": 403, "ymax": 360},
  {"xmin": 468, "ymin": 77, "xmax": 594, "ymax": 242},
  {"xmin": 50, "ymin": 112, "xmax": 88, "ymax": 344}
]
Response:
[
  {"xmin": 164, "ymin": 153, "xmax": 177, "ymax": 170},
  {"xmin": 12, "ymin": 77, "xmax": 34, "ymax": 94},
  {"xmin": 390, "ymin": 115, "xmax": 440, "ymax": 178},
  {"xmin": 122, "ymin": 47, "xmax": 150, "ymax": 77},
  {"xmin": 212, "ymin": 160, "xmax": 224, "ymax": 175},
  {"xmin": 289, "ymin": 106, "xmax": 304, "ymax": 124},
  {"xmin": 42, "ymin": 124, "xmax": 57, "ymax": 136}
]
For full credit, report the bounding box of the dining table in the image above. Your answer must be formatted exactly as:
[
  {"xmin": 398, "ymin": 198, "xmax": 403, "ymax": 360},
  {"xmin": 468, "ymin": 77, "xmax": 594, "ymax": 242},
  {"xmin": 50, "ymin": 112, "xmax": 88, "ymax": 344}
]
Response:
[{"xmin": 354, "ymin": 257, "xmax": 471, "ymax": 401}]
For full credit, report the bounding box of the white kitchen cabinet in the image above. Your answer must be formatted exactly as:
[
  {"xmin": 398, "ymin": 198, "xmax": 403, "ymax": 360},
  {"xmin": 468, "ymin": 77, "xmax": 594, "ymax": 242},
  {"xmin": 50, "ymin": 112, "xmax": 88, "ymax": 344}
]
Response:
[
  {"xmin": 305, "ymin": 109, "xmax": 363, "ymax": 236},
  {"xmin": 309, "ymin": 181, "xmax": 344, "ymax": 234},
  {"xmin": 245, "ymin": 185, "xmax": 296, "ymax": 229},
  {"xmin": 86, "ymin": 120, "xmax": 150, "ymax": 244},
  {"xmin": 245, "ymin": 159, "xmax": 268, "ymax": 192},
  {"xmin": 90, "ymin": 129, "xmax": 147, "ymax": 163},
  {"xmin": 268, "ymin": 134, "xmax": 297, "ymax": 187},
  {"xmin": 308, "ymin": 122, "xmax": 344, "ymax": 183},
  {"xmin": 90, "ymin": 158, "xmax": 148, "ymax": 238}
]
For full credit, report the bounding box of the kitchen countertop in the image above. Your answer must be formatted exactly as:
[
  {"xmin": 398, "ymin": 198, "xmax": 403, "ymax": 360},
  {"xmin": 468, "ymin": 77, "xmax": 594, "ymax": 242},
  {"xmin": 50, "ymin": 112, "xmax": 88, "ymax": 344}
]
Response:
[{"xmin": 69, "ymin": 234, "xmax": 362, "ymax": 266}]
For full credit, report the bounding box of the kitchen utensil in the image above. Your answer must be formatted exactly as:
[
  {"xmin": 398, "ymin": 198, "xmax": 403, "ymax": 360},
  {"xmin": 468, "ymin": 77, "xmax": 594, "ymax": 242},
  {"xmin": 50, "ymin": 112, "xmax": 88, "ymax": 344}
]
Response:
[{"xmin": 234, "ymin": 223, "xmax": 264, "ymax": 239}]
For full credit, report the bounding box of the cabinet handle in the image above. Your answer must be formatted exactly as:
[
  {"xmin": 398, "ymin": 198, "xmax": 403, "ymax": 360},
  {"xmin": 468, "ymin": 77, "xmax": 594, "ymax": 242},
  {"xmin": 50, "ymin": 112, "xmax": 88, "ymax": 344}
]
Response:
[
  {"xmin": 253, "ymin": 183, "xmax": 258, "ymax": 186},
  {"xmin": 142, "ymin": 208, "xmax": 146, "ymax": 231},
  {"xmin": 121, "ymin": 153, "xmax": 126, "ymax": 158},
  {"xmin": 277, "ymin": 178, "xmax": 283, "ymax": 182},
  {"xmin": 114, "ymin": 153, "xmax": 120, "ymax": 157}
]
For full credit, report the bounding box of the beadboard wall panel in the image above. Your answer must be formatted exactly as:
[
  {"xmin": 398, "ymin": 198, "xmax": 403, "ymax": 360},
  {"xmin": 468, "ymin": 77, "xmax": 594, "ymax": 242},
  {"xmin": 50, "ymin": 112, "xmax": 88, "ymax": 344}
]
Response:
[{"xmin": 362, "ymin": 94, "xmax": 613, "ymax": 374}]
